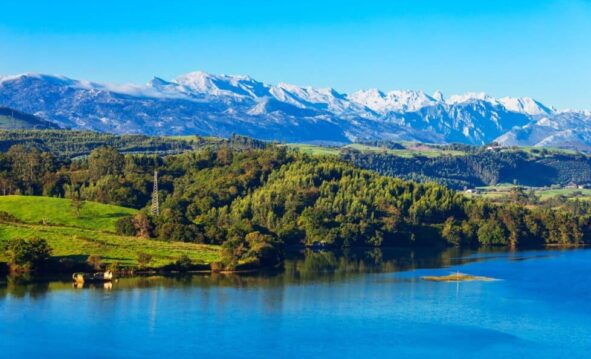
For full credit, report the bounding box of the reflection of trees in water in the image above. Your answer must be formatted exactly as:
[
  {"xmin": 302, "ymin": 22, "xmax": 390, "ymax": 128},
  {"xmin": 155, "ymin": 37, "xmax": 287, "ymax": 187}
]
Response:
[
  {"xmin": 0, "ymin": 247, "xmax": 512, "ymax": 297},
  {"xmin": 0, "ymin": 274, "xmax": 50, "ymax": 299}
]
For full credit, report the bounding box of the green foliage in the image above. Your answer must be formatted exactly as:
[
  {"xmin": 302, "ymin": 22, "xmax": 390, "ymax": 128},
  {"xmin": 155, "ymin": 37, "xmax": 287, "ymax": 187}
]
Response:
[
  {"xmin": 115, "ymin": 216, "xmax": 136, "ymax": 236},
  {"xmin": 88, "ymin": 147, "xmax": 125, "ymax": 180},
  {"xmin": 2, "ymin": 238, "xmax": 52, "ymax": 273},
  {"xmin": 477, "ymin": 220, "xmax": 507, "ymax": 246},
  {"xmin": 220, "ymin": 231, "xmax": 283, "ymax": 269}
]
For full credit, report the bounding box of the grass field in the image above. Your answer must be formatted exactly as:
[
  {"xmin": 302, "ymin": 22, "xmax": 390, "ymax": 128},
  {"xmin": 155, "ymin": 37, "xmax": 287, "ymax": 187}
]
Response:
[
  {"xmin": 285, "ymin": 143, "xmax": 341, "ymax": 156},
  {"xmin": 503, "ymin": 146, "xmax": 579, "ymax": 157},
  {"xmin": 0, "ymin": 196, "xmax": 220, "ymax": 267},
  {"xmin": 346, "ymin": 143, "xmax": 465, "ymax": 158},
  {"xmin": 470, "ymin": 185, "xmax": 591, "ymax": 202},
  {"xmin": 0, "ymin": 196, "xmax": 137, "ymax": 232},
  {"xmin": 287, "ymin": 142, "xmax": 465, "ymax": 158}
]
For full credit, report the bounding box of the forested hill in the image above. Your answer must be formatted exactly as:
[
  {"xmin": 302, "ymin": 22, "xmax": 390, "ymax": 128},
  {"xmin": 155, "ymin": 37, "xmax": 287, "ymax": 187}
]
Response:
[
  {"xmin": 0, "ymin": 130, "xmax": 266, "ymax": 158},
  {"xmin": 341, "ymin": 145, "xmax": 591, "ymax": 189},
  {"xmin": 0, "ymin": 142, "xmax": 588, "ymax": 269},
  {"xmin": 3, "ymin": 129, "xmax": 590, "ymax": 190}
]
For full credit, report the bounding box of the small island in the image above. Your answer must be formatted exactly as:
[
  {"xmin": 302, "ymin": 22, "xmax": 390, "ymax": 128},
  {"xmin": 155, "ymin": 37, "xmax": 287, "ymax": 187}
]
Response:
[{"xmin": 422, "ymin": 272, "xmax": 496, "ymax": 282}]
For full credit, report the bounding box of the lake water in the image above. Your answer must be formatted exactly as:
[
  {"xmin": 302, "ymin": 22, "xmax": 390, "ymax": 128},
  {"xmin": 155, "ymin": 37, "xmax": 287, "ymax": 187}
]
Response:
[{"xmin": 1, "ymin": 247, "xmax": 590, "ymax": 358}]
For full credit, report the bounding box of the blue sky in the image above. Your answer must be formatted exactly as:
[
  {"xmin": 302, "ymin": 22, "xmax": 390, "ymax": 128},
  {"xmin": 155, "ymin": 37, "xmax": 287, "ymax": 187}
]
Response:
[{"xmin": 1, "ymin": 0, "xmax": 590, "ymax": 109}]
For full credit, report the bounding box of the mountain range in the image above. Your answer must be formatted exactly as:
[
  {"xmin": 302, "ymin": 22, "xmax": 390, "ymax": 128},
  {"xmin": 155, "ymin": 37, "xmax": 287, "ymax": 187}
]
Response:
[{"xmin": 0, "ymin": 71, "xmax": 589, "ymax": 150}]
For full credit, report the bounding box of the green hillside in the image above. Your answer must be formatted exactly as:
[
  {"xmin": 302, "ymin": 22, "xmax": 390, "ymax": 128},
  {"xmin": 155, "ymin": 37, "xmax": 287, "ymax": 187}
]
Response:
[
  {"xmin": 0, "ymin": 196, "xmax": 220, "ymax": 267},
  {"xmin": 0, "ymin": 195, "xmax": 137, "ymax": 232}
]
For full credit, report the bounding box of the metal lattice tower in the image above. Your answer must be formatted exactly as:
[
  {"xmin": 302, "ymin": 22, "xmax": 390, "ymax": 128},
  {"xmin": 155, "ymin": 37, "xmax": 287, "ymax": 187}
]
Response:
[{"xmin": 151, "ymin": 170, "xmax": 159, "ymax": 216}]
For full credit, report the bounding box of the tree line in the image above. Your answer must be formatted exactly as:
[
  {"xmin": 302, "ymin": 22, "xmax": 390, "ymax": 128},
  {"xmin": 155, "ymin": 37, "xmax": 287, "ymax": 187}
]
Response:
[
  {"xmin": 1, "ymin": 140, "xmax": 589, "ymax": 269},
  {"xmin": 342, "ymin": 147, "xmax": 591, "ymax": 189}
]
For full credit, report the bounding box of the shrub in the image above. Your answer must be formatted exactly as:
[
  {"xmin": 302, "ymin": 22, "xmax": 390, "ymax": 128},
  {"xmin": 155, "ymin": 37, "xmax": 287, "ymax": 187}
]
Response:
[
  {"xmin": 137, "ymin": 252, "xmax": 153, "ymax": 269},
  {"xmin": 0, "ymin": 211, "xmax": 21, "ymax": 223},
  {"xmin": 115, "ymin": 216, "xmax": 136, "ymax": 236},
  {"xmin": 2, "ymin": 238, "xmax": 52, "ymax": 273},
  {"xmin": 174, "ymin": 255, "xmax": 193, "ymax": 271}
]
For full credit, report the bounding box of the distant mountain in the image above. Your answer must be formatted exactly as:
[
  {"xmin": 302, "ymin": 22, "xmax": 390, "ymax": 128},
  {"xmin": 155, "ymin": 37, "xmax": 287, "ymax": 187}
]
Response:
[
  {"xmin": 0, "ymin": 106, "xmax": 60, "ymax": 130},
  {"xmin": 0, "ymin": 71, "xmax": 589, "ymax": 149}
]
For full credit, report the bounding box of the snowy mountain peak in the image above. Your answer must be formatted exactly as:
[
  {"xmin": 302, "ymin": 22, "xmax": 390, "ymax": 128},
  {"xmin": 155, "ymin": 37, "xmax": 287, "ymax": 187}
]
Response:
[
  {"xmin": 432, "ymin": 90, "xmax": 445, "ymax": 102},
  {"xmin": 497, "ymin": 96, "xmax": 552, "ymax": 116},
  {"xmin": 174, "ymin": 71, "xmax": 219, "ymax": 92},
  {"xmin": 0, "ymin": 73, "xmax": 75, "ymax": 86},
  {"xmin": 348, "ymin": 88, "xmax": 437, "ymax": 113},
  {"xmin": 148, "ymin": 76, "xmax": 172, "ymax": 87},
  {"xmin": 447, "ymin": 92, "xmax": 495, "ymax": 104}
]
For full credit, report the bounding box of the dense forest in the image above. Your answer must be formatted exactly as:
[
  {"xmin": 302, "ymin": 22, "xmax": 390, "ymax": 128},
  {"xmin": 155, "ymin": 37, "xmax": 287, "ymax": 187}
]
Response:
[
  {"xmin": 1, "ymin": 136, "xmax": 589, "ymax": 269},
  {"xmin": 0, "ymin": 130, "xmax": 265, "ymax": 158},
  {"xmin": 342, "ymin": 146, "xmax": 591, "ymax": 189}
]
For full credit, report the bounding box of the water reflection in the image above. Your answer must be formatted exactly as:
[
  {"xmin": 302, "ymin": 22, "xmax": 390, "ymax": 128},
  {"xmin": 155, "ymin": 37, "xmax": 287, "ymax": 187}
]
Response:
[{"xmin": 0, "ymin": 246, "xmax": 546, "ymax": 299}]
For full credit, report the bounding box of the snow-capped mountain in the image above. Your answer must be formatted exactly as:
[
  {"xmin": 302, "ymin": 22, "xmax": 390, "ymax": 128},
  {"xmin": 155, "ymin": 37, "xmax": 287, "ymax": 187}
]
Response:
[{"xmin": 0, "ymin": 71, "xmax": 589, "ymax": 149}]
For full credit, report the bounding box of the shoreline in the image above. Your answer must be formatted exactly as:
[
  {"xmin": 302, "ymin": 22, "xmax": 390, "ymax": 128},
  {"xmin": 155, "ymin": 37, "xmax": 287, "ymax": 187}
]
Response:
[{"xmin": 2, "ymin": 245, "xmax": 589, "ymax": 285}]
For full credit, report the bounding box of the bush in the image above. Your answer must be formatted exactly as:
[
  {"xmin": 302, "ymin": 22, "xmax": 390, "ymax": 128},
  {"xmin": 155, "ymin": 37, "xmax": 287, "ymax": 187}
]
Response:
[
  {"xmin": 174, "ymin": 255, "xmax": 193, "ymax": 271},
  {"xmin": 137, "ymin": 252, "xmax": 153, "ymax": 269},
  {"xmin": 0, "ymin": 211, "xmax": 21, "ymax": 223},
  {"xmin": 115, "ymin": 216, "xmax": 136, "ymax": 236},
  {"xmin": 2, "ymin": 238, "xmax": 52, "ymax": 273},
  {"xmin": 220, "ymin": 231, "xmax": 283, "ymax": 269}
]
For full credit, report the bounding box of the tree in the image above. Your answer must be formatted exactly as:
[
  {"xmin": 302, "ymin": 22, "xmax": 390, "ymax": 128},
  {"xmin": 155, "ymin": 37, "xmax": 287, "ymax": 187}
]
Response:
[
  {"xmin": 69, "ymin": 188, "xmax": 84, "ymax": 217},
  {"xmin": 244, "ymin": 231, "xmax": 283, "ymax": 267},
  {"xmin": 67, "ymin": 175, "xmax": 85, "ymax": 217},
  {"xmin": 2, "ymin": 238, "xmax": 52, "ymax": 273},
  {"xmin": 442, "ymin": 217, "xmax": 463, "ymax": 245},
  {"xmin": 477, "ymin": 220, "xmax": 507, "ymax": 246},
  {"xmin": 132, "ymin": 213, "xmax": 152, "ymax": 238},
  {"xmin": 88, "ymin": 146, "xmax": 125, "ymax": 181}
]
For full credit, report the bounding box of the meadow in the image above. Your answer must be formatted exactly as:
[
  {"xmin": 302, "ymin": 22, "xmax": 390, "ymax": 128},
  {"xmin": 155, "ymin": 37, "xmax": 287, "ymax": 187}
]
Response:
[
  {"xmin": 0, "ymin": 196, "xmax": 220, "ymax": 267},
  {"xmin": 472, "ymin": 185, "xmax": 591, "ymax": 202},
  {"xmin": 286, "ymin": 142, "xmax": 465, "ymax": 158}
]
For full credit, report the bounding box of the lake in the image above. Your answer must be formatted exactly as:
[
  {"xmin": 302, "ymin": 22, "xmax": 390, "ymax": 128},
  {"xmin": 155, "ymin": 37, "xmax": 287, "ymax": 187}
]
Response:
[{"xmin": 1, "ymin": 247, "xmax": 590, "ymax": 358}]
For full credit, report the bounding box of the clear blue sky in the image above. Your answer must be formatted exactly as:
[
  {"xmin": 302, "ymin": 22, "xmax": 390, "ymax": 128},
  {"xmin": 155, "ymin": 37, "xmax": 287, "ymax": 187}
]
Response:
[{"xmin": 1, "ymin": 0, "xmax": 590, "ymax": 109}]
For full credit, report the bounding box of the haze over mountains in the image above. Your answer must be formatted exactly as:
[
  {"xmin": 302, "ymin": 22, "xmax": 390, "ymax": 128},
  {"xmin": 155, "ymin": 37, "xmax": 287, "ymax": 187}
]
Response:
[{"xmin": 0, "ymin": 71, "xmax": 589, "ymax": 150}]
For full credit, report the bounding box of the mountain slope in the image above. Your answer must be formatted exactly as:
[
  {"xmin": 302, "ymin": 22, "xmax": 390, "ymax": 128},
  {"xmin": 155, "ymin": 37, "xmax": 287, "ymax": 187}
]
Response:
[
  {"xmin": 0, "ymin": 71, "xmax": 589, "ymax": 148},
  {"xmin": 0, "ymin": 106, "xmax": 60, "ymax": 130}
]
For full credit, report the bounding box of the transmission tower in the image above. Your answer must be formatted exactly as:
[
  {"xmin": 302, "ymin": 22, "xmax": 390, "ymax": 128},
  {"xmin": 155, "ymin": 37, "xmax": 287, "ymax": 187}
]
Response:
[{"xmin": 151, "ymin": 170, "xmax": 159, "ymax": 216}]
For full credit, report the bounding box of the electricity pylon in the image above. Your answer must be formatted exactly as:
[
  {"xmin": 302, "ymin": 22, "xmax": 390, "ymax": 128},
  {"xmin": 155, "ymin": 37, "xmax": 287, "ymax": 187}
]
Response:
[{"xmin": 151, "ymin": 170, "xmax": 159, "ymax": 217}]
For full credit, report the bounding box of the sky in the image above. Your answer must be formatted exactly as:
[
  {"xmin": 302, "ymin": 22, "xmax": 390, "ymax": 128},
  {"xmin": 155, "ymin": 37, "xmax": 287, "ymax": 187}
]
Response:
[{"xmin": 1, "ymin": 0, "xmax": 590, "ymax": 109}]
